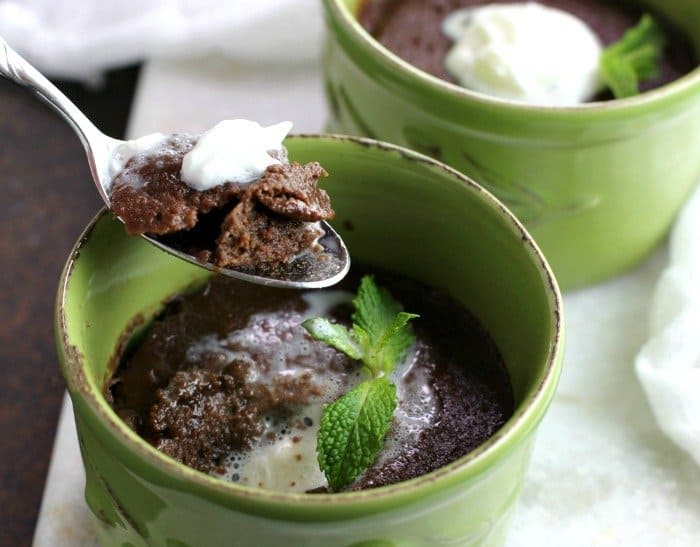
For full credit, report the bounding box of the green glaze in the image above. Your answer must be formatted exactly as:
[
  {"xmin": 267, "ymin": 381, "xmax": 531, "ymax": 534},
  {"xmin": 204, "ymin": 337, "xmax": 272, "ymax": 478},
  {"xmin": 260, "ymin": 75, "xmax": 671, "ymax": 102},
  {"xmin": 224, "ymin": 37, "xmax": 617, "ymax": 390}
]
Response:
[
  {"xmin": 322, "ymin": 0, "xmax": 700, "ymax": 290},
  {"xmin": 56, "ymin": 136, "xmax": 563, "ymax": 547}
]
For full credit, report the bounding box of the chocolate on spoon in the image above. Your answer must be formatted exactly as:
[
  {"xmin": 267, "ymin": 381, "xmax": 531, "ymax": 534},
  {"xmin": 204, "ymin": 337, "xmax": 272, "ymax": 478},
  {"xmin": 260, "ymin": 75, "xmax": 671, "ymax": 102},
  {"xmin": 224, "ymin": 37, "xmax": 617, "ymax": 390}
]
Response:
[{"xmin": 0, "ymin": 37, "xmax": 349, "ymax": 289}]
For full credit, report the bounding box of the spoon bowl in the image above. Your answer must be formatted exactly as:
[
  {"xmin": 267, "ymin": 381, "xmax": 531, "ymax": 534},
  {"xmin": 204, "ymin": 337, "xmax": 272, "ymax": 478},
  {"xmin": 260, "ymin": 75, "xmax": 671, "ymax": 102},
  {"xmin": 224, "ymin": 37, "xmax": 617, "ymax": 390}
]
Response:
[
  {"xmin": 0, "ymin": 36, "xmax": 349, "ymax": 289},
  {"xmin": 144, "ymin": 224, "xmax": 349, "ymax": 289}
]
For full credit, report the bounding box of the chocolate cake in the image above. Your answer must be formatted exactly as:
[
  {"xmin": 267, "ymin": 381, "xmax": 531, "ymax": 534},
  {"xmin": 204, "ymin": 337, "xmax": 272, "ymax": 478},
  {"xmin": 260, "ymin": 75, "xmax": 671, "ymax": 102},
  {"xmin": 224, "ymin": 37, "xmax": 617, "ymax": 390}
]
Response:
[
  {"xmin": 110, "ymin": 135, "xmax": 334, "ymax": 272},
  {"xmin": 357, "ymin": 0, "xmax": 696, "ymax": 98},
  {"xmin": 107, "ymin": 268, "xmax": 514, "ymax": 491}
]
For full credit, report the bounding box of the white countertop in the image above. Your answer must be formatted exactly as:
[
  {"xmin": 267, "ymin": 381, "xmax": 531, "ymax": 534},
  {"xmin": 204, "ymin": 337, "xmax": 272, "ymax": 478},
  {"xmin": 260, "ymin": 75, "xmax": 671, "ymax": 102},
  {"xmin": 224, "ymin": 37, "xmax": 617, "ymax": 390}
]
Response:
[{"xmin": 33, "ymin": 57, "xmax": 700, "ymax": 547}]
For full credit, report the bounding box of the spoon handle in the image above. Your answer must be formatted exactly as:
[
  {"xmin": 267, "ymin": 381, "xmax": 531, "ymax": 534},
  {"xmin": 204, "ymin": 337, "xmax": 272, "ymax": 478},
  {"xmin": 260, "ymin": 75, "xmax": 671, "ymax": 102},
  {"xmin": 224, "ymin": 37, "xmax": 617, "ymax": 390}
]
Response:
[{"xmin": 0, "ymin": 35, "xmax": 116, "ymax": 204}]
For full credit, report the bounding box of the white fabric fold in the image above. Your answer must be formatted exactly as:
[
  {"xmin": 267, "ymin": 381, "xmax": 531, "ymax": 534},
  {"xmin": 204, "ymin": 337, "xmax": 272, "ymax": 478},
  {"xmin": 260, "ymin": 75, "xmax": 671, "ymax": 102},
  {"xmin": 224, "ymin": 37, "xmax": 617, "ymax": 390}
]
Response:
[
  {"xmin": 0, "ymin": 0, "xmax": 323, "ymax": 81},
  {"xmin": 636, "ymin": 184, "xmax": 700, "ymax": 468}
]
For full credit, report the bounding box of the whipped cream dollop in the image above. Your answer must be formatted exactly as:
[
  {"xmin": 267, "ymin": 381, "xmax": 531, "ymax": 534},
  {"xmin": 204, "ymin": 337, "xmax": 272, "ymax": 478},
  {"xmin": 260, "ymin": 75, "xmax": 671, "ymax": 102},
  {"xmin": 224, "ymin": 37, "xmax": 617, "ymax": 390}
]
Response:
[
  {"xmin": 180, "ymin": 119, "xmax": 292, "ymax": 191},
  {"xmin": 442, "ymin": 3, "xmax": 603, "ymax": 105},
  {"xmin": 107, "ymin": 132, "xmax": 167, "ymax": 188},
  {"xmin": 229, "ymin": 405, "xmax": 327, "ymax": 493}
]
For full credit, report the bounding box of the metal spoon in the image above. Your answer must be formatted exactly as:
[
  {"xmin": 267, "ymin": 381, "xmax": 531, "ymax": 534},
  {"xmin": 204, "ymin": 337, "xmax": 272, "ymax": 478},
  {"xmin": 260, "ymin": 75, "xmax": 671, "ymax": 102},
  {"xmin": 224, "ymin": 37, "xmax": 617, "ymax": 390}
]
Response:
[{"xmin": 0, "ymin": 37, "xmax": 349, "ymax": 289}]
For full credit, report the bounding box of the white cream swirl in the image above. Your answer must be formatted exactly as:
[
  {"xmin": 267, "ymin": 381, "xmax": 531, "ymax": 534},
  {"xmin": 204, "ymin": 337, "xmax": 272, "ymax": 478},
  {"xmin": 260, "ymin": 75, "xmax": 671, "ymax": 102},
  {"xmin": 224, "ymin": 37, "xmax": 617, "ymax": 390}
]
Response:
[
  {"xmin": 443, "ymin": 3, "xmax": 603, "ymax": 105},
  {"xmin": 180, "ymin": 119, "xmax": 292, "ymax": 191}
]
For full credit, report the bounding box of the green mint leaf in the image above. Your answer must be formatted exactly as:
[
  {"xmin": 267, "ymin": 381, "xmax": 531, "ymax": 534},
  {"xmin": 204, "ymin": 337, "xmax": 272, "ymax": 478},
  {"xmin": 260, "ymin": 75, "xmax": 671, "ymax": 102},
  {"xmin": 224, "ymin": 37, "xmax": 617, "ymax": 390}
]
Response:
[
  {"xmin": 600, "ymin": 14, "xmax": 665, "ymax": 99},
  {"xmin": 352, "ymin": 275, "xmax": 402, "ymax": 344},
  {"xmin": 362, "ymin": 311, "xmax": 419, "ymax": 375},
  {"xmin": 301, "ymin": 318, "xmax": 363, "ymax": 361},
  {"xmin": 303, "ymin": 276, "xmax": 418, "ymax": 488},
  {"xmin": 601, "ymin": 54, "xmax": 639, "ymax": 99},
  {"xmin": 352, "ymin": 276, "xmax": 418, "ymax": 374},
  {"xmin": 303, "ymin": 276, "xmax": 419, "ymax": 376},
  {"xmin": 317, "ymin": 377, "xmax": 397, "ymax": 491}
]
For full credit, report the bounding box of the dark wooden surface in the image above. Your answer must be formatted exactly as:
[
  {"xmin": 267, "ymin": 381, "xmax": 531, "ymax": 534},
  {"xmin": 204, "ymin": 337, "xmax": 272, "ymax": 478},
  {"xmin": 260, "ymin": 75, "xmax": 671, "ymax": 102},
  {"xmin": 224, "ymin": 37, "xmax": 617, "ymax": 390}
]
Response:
[{"xmin": 0, "ymin": 67, "xmax": 139, "ymax": 547}]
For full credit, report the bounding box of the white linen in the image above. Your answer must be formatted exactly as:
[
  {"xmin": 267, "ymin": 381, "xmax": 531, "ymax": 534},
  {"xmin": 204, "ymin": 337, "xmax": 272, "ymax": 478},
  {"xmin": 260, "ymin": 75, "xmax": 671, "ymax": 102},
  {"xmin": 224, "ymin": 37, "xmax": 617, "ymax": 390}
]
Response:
[
  {"xmin": 0, "ymin": 0, "xmax": 323, "ymax": 81},
  {"xmin": 636, "ymin": 188, "xmax": 700, "ymax": 469}
]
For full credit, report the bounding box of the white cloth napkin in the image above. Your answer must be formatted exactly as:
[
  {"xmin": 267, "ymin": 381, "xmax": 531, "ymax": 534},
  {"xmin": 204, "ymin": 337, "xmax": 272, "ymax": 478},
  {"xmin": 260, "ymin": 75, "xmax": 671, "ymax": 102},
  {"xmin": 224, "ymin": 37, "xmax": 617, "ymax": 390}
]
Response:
[
  {"xmin": 636, "ymin": 187, "xmax": 700, "ymax": 468},
  {"xmin": 0, "ymin": 0, "xmax": 323, "ymax": 81}
]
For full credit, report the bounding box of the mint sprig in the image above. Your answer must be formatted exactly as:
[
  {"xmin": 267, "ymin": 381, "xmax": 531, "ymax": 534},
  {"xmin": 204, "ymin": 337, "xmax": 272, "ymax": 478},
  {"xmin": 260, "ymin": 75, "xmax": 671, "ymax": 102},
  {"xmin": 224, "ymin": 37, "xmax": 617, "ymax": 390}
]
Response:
[
  {"xmin": 302, "ymin": 275, "xmax": 418, "ymax": 490},
  {"xmin": 600, "ymin": 14, "xmax": 666, "ymax": 99},
  {"xmin": 304, "ymin": 276, "xmax": 418, "ymax": 376},
  {"xmin": 316, "ymin": 377, "xmax": 396, "ymax": 491}
]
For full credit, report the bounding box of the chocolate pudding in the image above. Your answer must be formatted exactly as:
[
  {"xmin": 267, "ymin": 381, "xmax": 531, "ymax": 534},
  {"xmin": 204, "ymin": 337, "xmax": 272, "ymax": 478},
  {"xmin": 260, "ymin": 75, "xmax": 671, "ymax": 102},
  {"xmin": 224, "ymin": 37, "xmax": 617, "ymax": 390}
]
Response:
[
  {"xmin": 357, "ymin": 0, "xmax": 696, "ymax": 98},
  {"xmin": 110, "ymin": 134, "xmax": 334, "ymax": 273},
  {"xmin": 107, "ymin": 269, "xmax": 514, "ymax": 492}
]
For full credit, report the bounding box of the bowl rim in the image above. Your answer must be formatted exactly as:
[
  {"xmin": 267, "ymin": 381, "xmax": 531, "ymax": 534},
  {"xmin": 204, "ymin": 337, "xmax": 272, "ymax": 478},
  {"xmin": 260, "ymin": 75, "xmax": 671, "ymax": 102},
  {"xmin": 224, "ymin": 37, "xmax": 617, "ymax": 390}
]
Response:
[
  {"xmin": 324, "ymin": 0, "xmax": 700, "ymax": 116},
  {"xmin": 56, "ymin": 133, "xmax": 564, "ymax": 519}
]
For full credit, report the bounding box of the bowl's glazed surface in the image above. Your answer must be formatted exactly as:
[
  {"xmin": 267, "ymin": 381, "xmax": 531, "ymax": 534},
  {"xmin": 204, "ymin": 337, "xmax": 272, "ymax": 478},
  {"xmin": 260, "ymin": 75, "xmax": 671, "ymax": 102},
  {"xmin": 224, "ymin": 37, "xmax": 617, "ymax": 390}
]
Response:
[
  {"xmin": 56, "ymin": 135, "xmax": 563, "ymax": 547},
  {"xmin": 323, "ymin": 0, "xmax": 700, "ymax": 290}
]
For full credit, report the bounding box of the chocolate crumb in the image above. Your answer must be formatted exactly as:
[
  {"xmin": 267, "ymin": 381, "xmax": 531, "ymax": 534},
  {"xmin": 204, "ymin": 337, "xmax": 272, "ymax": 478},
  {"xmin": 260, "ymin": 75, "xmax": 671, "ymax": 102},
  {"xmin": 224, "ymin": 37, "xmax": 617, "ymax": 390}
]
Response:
[{"xmin": 110, "ymin": 137, "xmax": 335, "ymax": 271}]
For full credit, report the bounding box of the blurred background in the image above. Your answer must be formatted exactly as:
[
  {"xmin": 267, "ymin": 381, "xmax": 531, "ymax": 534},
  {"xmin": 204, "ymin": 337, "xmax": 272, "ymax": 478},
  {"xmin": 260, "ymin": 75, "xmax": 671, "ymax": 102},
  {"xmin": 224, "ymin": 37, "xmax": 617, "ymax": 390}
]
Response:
[{"xmin": 0, "ymin": 65, "xmax": 136, "ymax": 546}]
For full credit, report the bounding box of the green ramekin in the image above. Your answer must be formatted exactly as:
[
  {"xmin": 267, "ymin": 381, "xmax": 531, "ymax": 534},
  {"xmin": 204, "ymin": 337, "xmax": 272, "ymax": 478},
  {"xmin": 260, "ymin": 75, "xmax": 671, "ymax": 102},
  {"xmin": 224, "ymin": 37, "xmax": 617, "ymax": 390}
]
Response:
[
  {"xmin": 322, "ymin": 0, "xmax": 700, "ymax": 290},
  {"xmin": 56, "ymin": 135, "xmax": 563, "ymax": 547}
]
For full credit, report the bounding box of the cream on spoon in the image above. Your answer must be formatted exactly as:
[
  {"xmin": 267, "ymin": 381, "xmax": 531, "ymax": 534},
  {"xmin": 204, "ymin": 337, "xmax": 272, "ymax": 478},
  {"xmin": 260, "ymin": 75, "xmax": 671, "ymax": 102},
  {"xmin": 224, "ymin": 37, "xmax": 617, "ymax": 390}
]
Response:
[{"xmin": 0, "ymin": 37, "xmax": 349, "ymax": 289}]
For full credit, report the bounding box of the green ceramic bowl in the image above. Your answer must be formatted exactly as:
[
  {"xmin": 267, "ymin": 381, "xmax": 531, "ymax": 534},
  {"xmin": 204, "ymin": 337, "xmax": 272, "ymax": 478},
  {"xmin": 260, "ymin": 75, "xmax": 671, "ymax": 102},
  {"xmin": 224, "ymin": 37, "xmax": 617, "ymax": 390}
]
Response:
[
  {"xmin": 56, "ymin": 135, "xmax": 563, "ymax": 547},
  {"xmin": 322, "ymin": 0, "xmax": 700, "ymax": 290}
]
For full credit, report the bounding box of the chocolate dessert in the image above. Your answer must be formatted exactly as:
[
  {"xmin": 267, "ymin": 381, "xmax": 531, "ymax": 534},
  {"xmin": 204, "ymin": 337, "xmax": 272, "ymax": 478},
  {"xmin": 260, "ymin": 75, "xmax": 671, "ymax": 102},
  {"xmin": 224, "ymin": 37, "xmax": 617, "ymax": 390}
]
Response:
[
  {"xmin": 357, "ymin": 0, "xmax": 696, "ymax": 98},
  {"xmin": 107, "ymin": 269, "xmax": 514, "ymax": 492},
  {"xmin": 110, "ymin": 135, "xmax": 334, "ymax": 272}
]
